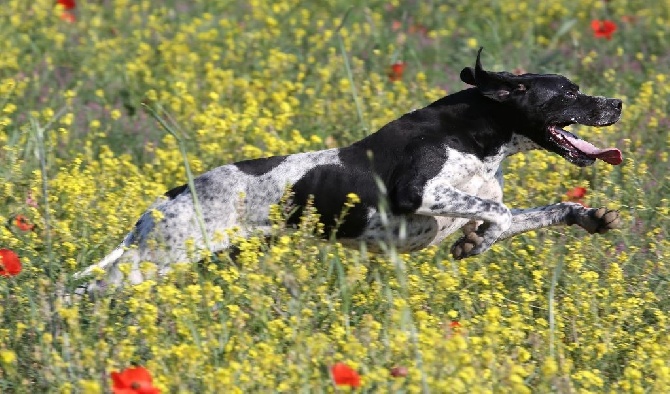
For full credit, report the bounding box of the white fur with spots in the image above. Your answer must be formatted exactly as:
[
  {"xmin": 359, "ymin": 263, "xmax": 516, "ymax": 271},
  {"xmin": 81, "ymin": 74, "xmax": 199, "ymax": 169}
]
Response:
[{"xmin": 75, "ymin": 149, "xmax": 341, "ymax": 290}]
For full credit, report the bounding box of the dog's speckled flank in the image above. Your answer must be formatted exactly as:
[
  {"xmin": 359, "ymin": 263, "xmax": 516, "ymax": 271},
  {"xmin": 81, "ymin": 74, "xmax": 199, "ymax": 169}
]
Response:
[
  {"xmin": 75, "ymin": 149, "xmax": 342, "ymax": 287},
  {"xmin": 75, "ymin": 48, "xmax": 623, "ymax": 295}
]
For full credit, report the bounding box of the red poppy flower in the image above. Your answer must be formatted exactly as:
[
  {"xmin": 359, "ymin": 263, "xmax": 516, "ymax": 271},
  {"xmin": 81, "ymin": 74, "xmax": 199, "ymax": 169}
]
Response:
[
  {"xmin": 388, "ymin": 62, "xmax": 406, "ymax": 82},
  {"xmin": 390, "ymin": 366, "xmax": 408, "ymax": 377},
  {"xmin": 57, "ymin": 0, "xmax": 76, "ymax": 10},
  {"xmin": 330, "ymin": 362, "xmax": 361, "ymax": 388},
  {"xmin": 566, "ymin": 187, "xmax": 587, "ymax": 200},
  {"xmin": 566, "ymin": 186, "xmax": 588, "ymax": 206},
  {"xmin": 0, "ymin": 249, "xmax": 21, "ymax": 277},
  {"xmin": 56, "ymin": 0, "xmax": 76, "ymax": 23},
  {"xmin": 591, "ymin": 20, "xmax": 617, "ymax": 40},
  {"xmin": 111, "ymin": 366, "xmax": 160, "ymax": 394},
  {"xmin": 14, "ymin": 215, "xmax": 35, "ymax": 232},
  {"xmin": 445, "ymin": 320, "xmax": 463, "ymax": 339}
]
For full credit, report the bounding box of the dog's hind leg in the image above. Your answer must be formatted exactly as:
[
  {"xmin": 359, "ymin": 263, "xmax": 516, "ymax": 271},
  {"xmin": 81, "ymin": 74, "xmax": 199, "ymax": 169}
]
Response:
[{"xmin": 451, "ymin": 203, "xmax": 620, "ymax": 259}]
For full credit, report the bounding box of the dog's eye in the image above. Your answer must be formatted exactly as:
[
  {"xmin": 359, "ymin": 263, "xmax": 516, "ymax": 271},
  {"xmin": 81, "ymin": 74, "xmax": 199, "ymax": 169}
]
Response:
[{"xmin": 565, "ymin": 91, "xmax": 577, "ymax": 99}]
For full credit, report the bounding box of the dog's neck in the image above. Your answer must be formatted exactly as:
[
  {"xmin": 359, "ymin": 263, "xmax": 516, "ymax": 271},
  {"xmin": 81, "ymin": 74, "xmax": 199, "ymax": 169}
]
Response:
[
  {"xmin": 467, "ymin": 134, "xmax": 540, "ymax": 178},
  {"xmin": 500, "ymin": 134, "xmax": 542, "ymax": 157},
  {"xmin": 354, "ymin": 89, "xmax": 542, "ymax": 167},
  {"xmin": 429, "ymin": 89, "xmax": 536, "ymax": 157}
]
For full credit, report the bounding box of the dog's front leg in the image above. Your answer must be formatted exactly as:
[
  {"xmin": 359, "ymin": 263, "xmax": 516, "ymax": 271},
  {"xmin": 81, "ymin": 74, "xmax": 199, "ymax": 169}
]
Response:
[
  {"xmin": 454, "ymin": 202, "xmax": 620, "ymax": 258},
  {"xmin": 401, "ymin": 183, "xmax": 512, "ymax": 258},
  {"xmin": 500, "ymin": 203, "xmax": 620, "ymax": 239}
]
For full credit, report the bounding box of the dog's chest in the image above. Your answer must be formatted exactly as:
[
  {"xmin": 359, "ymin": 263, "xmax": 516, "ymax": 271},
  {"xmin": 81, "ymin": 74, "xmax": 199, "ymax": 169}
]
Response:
[
  {"xmin": 428, "ymin": 147, "xmax": 505, "ymax": 239},
  {"xmin": 420, "ymin": 149, "xmax": 505, "ymax": 246},
  {"xmin": 431, "ymin": 147, "xmax": 503, "ymax": 194},
  {"xmin": 353, "ymin": 147, "xmax": 505, "ymax": 252}
]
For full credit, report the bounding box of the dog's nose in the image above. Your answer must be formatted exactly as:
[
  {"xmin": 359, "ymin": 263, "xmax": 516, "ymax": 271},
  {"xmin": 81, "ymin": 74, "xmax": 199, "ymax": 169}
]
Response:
[{"xmin": 612, "ymin": 99, "xmax": 622, "ymax": 111}]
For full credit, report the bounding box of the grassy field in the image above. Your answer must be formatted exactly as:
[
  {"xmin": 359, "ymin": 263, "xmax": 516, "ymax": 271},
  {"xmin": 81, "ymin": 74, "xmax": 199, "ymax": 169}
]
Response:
[{"xmin": 1, "ymin": 0, "xmax": 670, "ymax": 392}]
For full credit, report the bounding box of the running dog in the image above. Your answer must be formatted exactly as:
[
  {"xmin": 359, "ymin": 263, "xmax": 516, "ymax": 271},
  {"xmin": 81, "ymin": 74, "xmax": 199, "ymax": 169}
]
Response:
[{"xmin": 74, "ymin": 48, "xmax": 623, "ymax": 294}]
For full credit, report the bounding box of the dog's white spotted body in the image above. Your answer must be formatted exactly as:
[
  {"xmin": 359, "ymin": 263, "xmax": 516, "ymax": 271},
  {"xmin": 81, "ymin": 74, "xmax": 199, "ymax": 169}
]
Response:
[
  {"xmin": 77, "ymin": 149, "xmax": 342, "ymax": 283},
  {"xmin": 75, "ymin": 49, "xmax": 623, "ymax": 295}
]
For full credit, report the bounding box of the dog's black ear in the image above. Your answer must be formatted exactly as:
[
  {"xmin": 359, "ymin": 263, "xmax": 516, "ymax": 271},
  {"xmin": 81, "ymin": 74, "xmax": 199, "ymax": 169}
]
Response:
[
  {"xmin": 460, "ymin": 47, "xmax": 485, "ymax": 86},
  {"xmin": 461, "ymin": 47, "xmax": 517, "ymax": 101},
  {"xmin": 460, "ymin": 67, "xmax": 477, "ymax": 85}
]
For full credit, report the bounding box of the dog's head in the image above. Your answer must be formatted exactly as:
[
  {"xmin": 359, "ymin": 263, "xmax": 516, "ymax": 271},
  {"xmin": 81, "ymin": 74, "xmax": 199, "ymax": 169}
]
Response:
[{"xmin": 460, "ymin": 48, "xmax": 622, "ymax": 166}]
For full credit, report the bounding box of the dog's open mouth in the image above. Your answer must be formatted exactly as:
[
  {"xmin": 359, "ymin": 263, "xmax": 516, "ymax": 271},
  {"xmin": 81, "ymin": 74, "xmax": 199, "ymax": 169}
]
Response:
[{"xmin": 548, "ymin": 126, "xmax": 622, "ymax": 165}]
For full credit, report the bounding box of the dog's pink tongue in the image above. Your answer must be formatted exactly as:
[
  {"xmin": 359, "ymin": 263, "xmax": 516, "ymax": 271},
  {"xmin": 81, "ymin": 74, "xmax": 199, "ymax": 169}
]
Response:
[
  {"xmin": 586, "ymin": 149, "xmax": 623, "ymax": 165},
  {"xmin": 558, "ymin": 129, "xmax": 623, "ymax": 165}
]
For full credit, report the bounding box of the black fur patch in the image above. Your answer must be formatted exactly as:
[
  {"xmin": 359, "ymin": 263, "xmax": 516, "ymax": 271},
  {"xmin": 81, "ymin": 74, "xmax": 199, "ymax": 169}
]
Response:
[
  {"xmin": 288, "ymin": 162, "xmax": 376, "ymax": 238},
  {"xmin": 164, "ymin": 184, "xmax": 188, "ymax": 200},
  {"xmin": 430, "ymin": 203, "xmax": 446, "ymax": 210},
  {"xmin": 235, "ymin": 155, "xmax": 287, "ymax": 176}
]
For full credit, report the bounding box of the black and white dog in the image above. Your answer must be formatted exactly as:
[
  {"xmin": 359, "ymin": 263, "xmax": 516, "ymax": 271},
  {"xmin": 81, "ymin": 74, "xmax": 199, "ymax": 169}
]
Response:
[{"xmin": 75, "ymin": 48, "xmax": 623, "ymax": 292}]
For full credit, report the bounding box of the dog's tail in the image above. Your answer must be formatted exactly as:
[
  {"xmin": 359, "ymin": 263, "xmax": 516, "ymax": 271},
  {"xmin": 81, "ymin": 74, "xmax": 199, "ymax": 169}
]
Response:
[
  {"xmin": 72, "ymin": 231, "xmax": 135, "ymax": 296},
  {"xmin": 75, "ymin": 243, "xmax": 125, "ymax": 279}
]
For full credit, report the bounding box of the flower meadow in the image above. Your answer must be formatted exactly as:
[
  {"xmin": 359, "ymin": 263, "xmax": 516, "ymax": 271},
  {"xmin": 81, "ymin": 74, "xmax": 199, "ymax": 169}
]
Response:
[{"xmin": 1, "ymin": 0, "xmax": 670, "ymax": 392}]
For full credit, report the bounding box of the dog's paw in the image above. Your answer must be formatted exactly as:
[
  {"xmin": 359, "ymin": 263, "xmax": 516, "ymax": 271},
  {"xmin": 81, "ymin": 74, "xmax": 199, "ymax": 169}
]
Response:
[
  {"xmin": 451, "ymin": 231, "xmax": 484, "ymax": 259},
  {"xmin": 587, "ymin": 207, "xmax": 621, "ymax": 234},
  {"xmin": 460, "ymin": 220, "xmax": 479, "ymax": 235}
]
